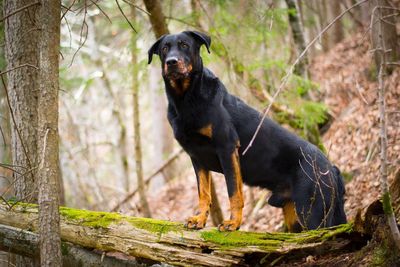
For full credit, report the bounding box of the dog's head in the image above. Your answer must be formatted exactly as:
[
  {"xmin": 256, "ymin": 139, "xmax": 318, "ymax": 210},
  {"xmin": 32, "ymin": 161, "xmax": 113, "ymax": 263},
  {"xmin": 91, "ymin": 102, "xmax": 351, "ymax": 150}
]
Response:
[{"xmin": 148, "ymin": 31, "xmax": 211, "ymax": 80}]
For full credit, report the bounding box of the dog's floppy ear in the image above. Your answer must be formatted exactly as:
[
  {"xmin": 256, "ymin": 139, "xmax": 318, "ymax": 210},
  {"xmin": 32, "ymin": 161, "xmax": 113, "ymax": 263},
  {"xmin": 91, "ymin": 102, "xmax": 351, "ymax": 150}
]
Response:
[
  {"xmin": 183, "ymin": 31, "xmax": 211, "ymax": 54},
  {"xmin": 148, "ymin": 34, "xmax": 167, "ymax": 64}
]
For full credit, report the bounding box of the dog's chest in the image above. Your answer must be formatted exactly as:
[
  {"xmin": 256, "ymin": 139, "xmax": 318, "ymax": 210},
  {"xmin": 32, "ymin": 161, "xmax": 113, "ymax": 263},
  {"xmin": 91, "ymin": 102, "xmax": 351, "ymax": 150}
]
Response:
[{"xmin": 170, "ymin": 114, "xmax": 221, "ymax": 170}]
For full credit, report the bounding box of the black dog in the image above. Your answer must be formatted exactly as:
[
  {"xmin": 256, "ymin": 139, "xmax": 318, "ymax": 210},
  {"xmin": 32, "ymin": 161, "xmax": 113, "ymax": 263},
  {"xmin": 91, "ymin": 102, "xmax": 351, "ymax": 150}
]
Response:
[{"xmin": 148, "ymin": 31, "xmax": 346, "ymax": 232}]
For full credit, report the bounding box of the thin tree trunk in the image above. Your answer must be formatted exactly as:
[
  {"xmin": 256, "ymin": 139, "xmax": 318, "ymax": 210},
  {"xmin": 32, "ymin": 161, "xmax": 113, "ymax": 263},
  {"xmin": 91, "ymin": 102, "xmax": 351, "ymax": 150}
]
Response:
[
  {"xmin": 316, "ymin": 0, "xmax": 330, "ymax": 51},
  {"xmin": 370, "ymin": 0, "xmax": 399, "ymax": 74},
  {"xmin": 131, "ymin": 6, "xmax": 151, "ymax": 218},
  {"xmin": 374, "ymin": 2, "xmax": 400, "ymax": 250},
  {"xmin": 0, "ymin": 0, "xmax": 10, "ymax": 174},
  {"xmin": 142, "ymin": 0, "xmax": 178, "ymax": 185},
  {"xmin": 285, "ymin": 0, "xmax": 309, "ymax": 79},
  {"xmin": 37, "ymin": 1, "xmax": 62, "ymax": 265},
  {"xmin": 330, "ymin": 0, "xmax": 344, "ymax": 44},
  {"xmin": 209, "ymin": 178, "xmax": 223, "ymax": 226}
]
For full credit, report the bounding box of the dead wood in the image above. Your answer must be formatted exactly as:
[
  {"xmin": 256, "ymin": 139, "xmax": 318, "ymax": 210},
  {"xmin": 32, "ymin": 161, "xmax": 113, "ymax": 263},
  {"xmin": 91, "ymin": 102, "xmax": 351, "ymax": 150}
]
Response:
[{"xmin": 0, "ymin": 202, "xmax": 360, "ymax": 266}]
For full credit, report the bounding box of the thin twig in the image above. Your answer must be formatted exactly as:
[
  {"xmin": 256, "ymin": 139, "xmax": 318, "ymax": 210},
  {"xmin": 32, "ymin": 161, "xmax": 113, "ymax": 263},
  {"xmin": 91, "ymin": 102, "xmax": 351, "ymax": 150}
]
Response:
[
  {"xmin": 0, "ymin": 1, "xmax": 40, "ymax": 23},
  {"xmin": 242, "ymin": 0, "xmax": 370, "ymax": 155},
  {"xmin": 0, "ymin": 124, "xmax": 6, "ymax": 146},
  {"xmin": 122, "ymin": 0, "xmax": 151, "ymax": 16},
  {"xmin": 115, "ymin": 0, "xmax": 137, "ymax": 33},
  {"xmin": 68, "ymin": 3, "xmax": 89, "ymax": 67},
  {"xmin": 0, "ymin": 75, "xmax": 34, "ymax": 174},
  {"xmin": 89, "ymin": 0, "xmax": 112, "ymax": 24},
  {"xmin": 0, "ymin": 64, "xmax": 39, "ymax": 76},
  {"xmin": 111, "ymin": 149, "xmax": 183, "ymax": 212},
  {"xmin": 61, "ymin": 0, "xmax": 77, "ymax": 21}
]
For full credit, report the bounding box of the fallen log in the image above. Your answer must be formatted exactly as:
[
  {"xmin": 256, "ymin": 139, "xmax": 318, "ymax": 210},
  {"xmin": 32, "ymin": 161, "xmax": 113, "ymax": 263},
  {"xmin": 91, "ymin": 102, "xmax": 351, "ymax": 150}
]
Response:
[
  {"xmin": 0, "ymin": 224, "xmax": 141, "ymax": 266},
  {"xmin": 0, "ymin": 202, "xmax": 356, "ymax": 266}
]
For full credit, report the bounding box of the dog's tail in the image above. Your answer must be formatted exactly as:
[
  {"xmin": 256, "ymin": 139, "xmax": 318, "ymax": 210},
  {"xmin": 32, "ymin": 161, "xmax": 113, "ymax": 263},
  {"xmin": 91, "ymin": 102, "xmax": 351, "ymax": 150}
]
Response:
[{"xmin": 332, "ymin": 165, "xmax": 347, "ymax": 225}]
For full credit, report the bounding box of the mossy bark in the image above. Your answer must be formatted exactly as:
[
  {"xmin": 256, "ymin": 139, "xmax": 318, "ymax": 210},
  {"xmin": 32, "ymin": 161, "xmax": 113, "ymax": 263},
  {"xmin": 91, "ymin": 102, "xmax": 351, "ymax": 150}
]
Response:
[{"xmin": 0, "ymin": 202, "xmax": 357, "ymax": 266}]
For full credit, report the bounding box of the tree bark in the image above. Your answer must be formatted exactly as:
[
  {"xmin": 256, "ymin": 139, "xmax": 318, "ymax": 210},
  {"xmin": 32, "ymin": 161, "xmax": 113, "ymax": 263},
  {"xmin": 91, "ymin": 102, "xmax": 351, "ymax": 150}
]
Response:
[
  {"xmin": 316, "ymin": 0, "xmax": 330, "ymax": 51},
  {"xmin": 143, "ymin": 0, "xmax": 178, "ymax": 186},
  {"xmin": 0, "ymin": 202, "xmax": 355, "ymax": 267},
  {"xmin": 210, "ymin": 178, "xmax": 223, "ymax": 226},
  {"xmin": 0, "ymin": 224, "xmax": 142, "ymax": 267},
  {"xmin": 142, "ymin": 0, "xmax": 169, "ymax": 38},
  {"xmin": 3, "ymin": 1, "xmax": 40, "ymax": 266},
  {"xmin": 37, "ymin": 1, "xmax": 62, "ymax": 265},
  {"xmin": 370, "ymin": 0, "xmax": 399, "ymax": 74},
  {"xmin": 4, "ymin": 0, "xmax": 40, "ymax": 203},
  {"xmin": 330, "ymin": 0, "xmax": 344, "ymax": 45},
  {"xmin": 373, "ymin": 2, "xmax": 400, "ymax": 250},
  {"xmin": 131, "ymin": 6, "xmax": 151, "ymax": 218},
  {"xmin": 285, "ymin": 0, "xmax": 309, "ymax": 78}
]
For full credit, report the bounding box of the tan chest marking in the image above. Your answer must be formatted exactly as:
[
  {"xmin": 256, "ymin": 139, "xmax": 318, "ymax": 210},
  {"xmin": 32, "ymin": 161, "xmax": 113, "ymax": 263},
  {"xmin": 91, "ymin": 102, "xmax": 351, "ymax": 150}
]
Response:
[{"xmin": 198, "ymin": 124, "xmax": 213, "ymax": 138}]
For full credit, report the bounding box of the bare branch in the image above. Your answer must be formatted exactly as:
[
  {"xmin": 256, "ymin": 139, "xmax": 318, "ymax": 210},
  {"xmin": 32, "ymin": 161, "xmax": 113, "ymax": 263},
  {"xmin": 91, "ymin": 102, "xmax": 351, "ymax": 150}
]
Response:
[
  {"xmin": 0, "ymin": 64, "xmax": 39, "ymax": 76},
  {"xmin": 0, "ymin": 75, "xmax": 35, "ymax": 173},
  {"xmin": 0, "ymin": 1, "xmax": 40, "ymax": 23},
  {"xmin": 122, "ymin": 0, "xmax": 151, "ymax": 16},
  {"xmin": 89, "ymin": 0, "xmax": 112, "ymax": 24},
  {"xmin": 61, "ymin": 0, "xmax": 77, "ymax": 22},
  {"xmin": 115, "ymin": 0, "xmax": 137, "ymax": 33},
  {"xmin": 111, "ymin": 149, "xmax": 183, "ymax": 212}
]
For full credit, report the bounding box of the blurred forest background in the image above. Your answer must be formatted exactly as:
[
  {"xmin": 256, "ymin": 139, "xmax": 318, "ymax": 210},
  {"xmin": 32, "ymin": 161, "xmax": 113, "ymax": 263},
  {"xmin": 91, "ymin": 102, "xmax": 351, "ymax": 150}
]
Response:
[{"xmin": 0, "ymin": 0, "xmax": 399, "ymax": 236}]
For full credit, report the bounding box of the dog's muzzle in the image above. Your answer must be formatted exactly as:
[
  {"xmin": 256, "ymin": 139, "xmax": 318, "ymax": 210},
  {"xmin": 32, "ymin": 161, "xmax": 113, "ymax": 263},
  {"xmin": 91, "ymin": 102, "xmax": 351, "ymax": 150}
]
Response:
[{"xmin": 164, "ymin": 57, "xmax": 191, "ymax": 79}]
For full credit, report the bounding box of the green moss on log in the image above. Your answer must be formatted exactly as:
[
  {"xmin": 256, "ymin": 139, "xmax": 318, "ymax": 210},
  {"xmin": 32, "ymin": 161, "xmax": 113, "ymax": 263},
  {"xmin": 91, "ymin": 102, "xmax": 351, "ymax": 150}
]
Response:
[
  {"xmin": 60, "ymin": 207, "xmax": 122, "ymax": 228},
  {"xmin": 201, "ymin": 223, "xmax": 353, "ymax": 249},
  {"xmin": 126, "ymin": 217, "xmax": 184, "ymax": 235},
  {"xmin": 59, "ymin": 206, "xmax": 184, "ymax": 235},
  {"xmin": 7, "ymin": 202, "xmax": 354, "ymax": 250}
]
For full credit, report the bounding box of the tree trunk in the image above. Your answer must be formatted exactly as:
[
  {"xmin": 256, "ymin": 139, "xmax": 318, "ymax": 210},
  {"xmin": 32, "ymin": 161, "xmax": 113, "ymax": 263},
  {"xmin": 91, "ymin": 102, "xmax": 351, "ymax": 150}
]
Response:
[
  {"xmin": 142, "ymin": 0, "xmax": 179, "ymax": 186},
  {"xmin": 3, "ymin": 1, "xmax": 40, "ymax": 266},
  {"xmin": 210, "ymin": 178, "xmax": 223, "ymax": 226},
  {"xmin": 316, "ymin": 0, "xmax": 330, "ymax": 51},
  {"xmin": 0, "ymin": 0, "xmax": 10, "ymax": 176},
  {"xmin": 373, "ymin": 1, "xmax": 400, "ymax": 250},
  {"xmin": 131, "ymin": 6, "xmax": 151, "ymax": 218},
  {"xmin": 0, "ymin": 202, "xmax": 356, "ymax": 267},
  {"xmin": 4, "ymin": 0, "xmax": 40, "ymax": 203},
  {"xmin": 37, "ymin": 1, "xmax": 62, "ymax": 265},
  {"xmin": 285, "ymin": 0, "xmax": 309, "ymax": 78},
  {"xmin": 330, "ymin": 0, "xmax": 344, "ymax": 45},
  {"xmin": 0, "ymin": 224, "xmax": 142, "ymax": 267},
  {"xmin": 142, "ymin": 0, "xmax": 169, "ymax": 38},
  {"xmin": 370, "ymin": 0, "xmax": 399, "ymax": 74}
]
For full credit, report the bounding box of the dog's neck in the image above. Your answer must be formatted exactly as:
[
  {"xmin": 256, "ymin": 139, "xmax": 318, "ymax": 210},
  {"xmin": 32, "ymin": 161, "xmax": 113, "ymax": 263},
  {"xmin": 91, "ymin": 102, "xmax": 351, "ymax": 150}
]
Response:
[{"xmin": 163, "ymin": 63, "xmax": 207, "ymax": 113}]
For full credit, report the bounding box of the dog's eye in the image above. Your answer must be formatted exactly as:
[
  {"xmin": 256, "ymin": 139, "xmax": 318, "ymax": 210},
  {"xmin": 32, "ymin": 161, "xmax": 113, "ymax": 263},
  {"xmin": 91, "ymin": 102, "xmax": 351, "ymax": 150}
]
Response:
[
  {"xmin": 162, "ymin": 46, "xmax": 169, "ymax": 54},
  {"xmin": 180, "ymin": 42, "xmax": 189, "ymax": 49}
]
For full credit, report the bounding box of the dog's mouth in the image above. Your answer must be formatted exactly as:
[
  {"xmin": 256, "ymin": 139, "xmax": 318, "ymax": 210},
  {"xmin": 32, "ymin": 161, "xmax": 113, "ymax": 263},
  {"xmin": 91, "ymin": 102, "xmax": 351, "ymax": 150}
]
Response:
[{"xmin": 164, "ymin": 61, "xmax": 192, "ymax": 80}]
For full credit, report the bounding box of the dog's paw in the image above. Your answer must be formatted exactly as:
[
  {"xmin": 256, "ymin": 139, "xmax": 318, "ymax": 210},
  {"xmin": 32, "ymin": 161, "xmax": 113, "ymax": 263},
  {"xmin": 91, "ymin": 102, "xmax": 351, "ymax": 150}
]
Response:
[
  {"xmin": 185, "ymin": 215, "xmax": 207, "ymax": 230},
  {"xmin": 217, "ymin": 220, "xmax": 241, "ymax": 231}
]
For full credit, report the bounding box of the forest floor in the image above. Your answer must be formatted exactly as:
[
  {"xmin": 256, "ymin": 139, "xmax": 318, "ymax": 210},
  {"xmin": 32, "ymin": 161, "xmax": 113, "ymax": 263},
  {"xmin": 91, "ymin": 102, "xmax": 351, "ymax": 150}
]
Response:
[{"xmin": 142, "ymin": 30, "xmax": 399, "ymax": 266}]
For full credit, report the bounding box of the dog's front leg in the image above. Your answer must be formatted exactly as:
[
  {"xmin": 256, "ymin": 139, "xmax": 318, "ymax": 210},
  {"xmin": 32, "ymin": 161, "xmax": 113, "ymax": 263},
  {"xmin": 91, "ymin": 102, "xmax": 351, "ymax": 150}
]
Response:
[
  {"xmin": 185, "ymin": 160, "xmax": 211, "ymax": 229},
  {"xmin": 217, "ymin": 146, "xmax": 244, "ymax": 231}
]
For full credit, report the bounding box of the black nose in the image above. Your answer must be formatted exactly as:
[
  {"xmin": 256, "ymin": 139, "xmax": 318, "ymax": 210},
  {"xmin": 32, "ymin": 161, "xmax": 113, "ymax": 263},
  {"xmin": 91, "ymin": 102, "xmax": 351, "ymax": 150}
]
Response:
[{"xmin": 166, "ymin": 57, "xmax": 178, "ymax": 66}]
